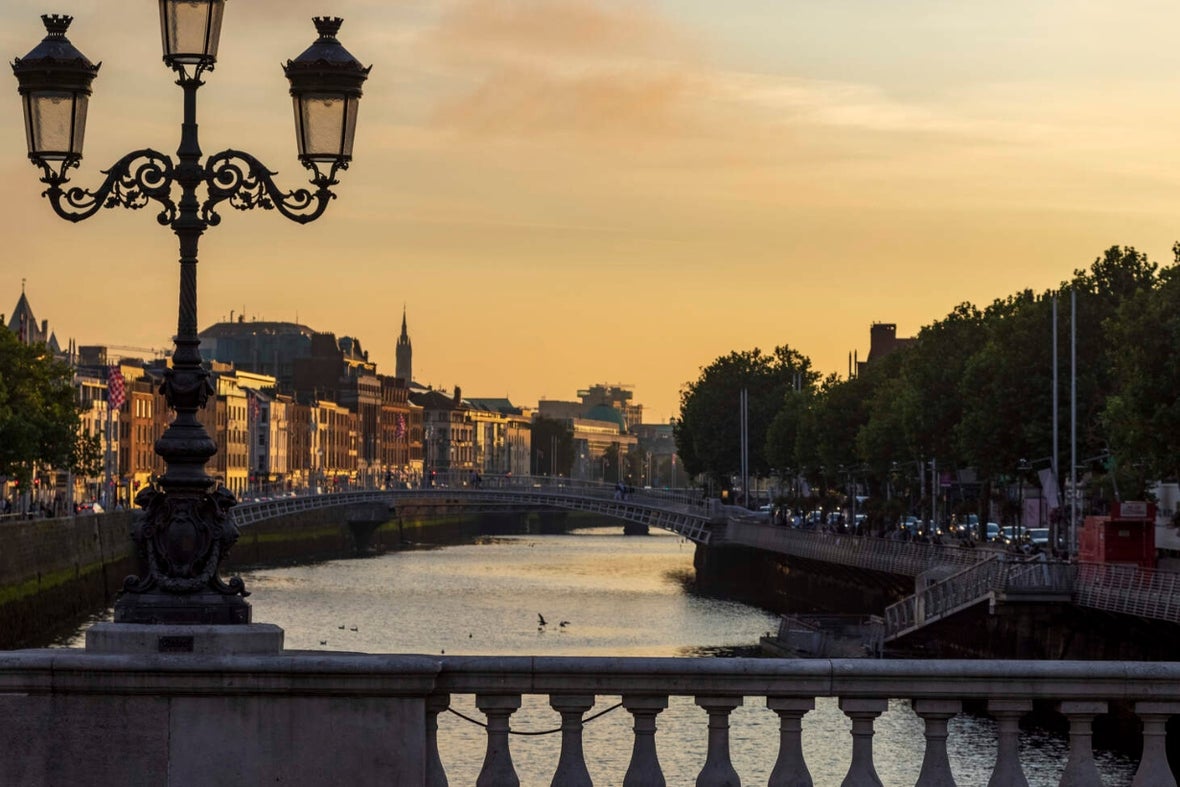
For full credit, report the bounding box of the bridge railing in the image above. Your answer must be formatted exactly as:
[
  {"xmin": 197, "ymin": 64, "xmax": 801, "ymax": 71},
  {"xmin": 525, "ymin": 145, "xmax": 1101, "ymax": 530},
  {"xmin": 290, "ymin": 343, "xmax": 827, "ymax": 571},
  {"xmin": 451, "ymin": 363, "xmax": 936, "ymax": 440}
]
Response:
[
  {"xmin": 230, "ymin": 490, "xmax": 395, "ymax": 527},
  {"xmin": 425, "ymin": 487, "xmax": 715, "ymax": 544},
  {"xmin": 4, "ymin": 651, "xmax": 1172, "ymax": 784}
]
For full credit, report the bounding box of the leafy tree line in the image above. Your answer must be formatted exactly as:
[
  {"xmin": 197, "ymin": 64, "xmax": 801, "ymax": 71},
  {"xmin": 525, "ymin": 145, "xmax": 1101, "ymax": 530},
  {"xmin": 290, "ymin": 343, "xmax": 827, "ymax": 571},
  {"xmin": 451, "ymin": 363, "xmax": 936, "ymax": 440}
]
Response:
[
  {"xmin": 675, "ymin": 245, "xmax": 1180, "ymax": 528},
  {"xmin": 0, "ymin": 327, "xmax": 101, "ymax": 496}
]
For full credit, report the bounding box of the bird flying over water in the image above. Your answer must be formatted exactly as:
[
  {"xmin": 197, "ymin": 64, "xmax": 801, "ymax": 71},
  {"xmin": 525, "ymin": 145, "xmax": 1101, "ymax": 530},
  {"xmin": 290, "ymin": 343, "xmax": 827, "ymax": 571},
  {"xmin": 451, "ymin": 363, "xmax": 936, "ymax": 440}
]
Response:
[{"xmin": 537, "ymin": 613, "xmax": 547, "ymax": 626}]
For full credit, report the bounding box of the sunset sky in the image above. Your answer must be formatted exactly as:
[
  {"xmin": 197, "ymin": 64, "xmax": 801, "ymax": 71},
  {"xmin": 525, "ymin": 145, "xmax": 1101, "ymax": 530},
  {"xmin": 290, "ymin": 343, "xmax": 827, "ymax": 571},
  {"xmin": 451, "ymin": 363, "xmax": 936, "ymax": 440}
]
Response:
[{"xmin": 5, "ymin": 1, "xmax": 1180, "ymax": 422}]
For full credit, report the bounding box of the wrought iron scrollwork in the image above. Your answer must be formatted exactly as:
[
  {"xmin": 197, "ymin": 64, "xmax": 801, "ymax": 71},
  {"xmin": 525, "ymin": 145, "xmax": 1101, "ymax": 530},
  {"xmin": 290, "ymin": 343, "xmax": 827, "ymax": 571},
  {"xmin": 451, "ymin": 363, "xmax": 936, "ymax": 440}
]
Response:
[
  {"xmin": 202, "ymin": 149, "xmax": 335, "ymax": 226},
  {"xmin": 39, "ymin": 149, "xmax": 177, "ymax": 225},
  {"xmin": 122, "ymin": 485, "xmax": 248, "ymax": 597}
]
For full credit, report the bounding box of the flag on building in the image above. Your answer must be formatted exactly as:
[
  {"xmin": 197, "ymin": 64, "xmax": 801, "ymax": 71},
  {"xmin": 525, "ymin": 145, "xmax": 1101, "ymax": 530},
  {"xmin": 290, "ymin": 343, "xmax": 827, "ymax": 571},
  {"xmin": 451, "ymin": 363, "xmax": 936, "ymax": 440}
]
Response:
[
  {"xmin": 107, "ymin": 367, "xmax": 125, "ymax": 411},
  {"xmin": 247, "ymin": 390, "xmax": 261, "ymax": 422},
  {"xmin": 395, "ymin": 413, "xmax": 407, "ymax": 440}
]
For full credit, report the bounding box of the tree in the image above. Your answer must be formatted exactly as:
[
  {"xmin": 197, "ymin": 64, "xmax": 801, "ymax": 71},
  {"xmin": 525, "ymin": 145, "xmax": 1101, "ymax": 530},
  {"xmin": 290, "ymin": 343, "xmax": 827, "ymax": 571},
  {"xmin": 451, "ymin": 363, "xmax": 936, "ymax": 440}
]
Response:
[
  {"xmin": 675, "ymin": 345, "xmax": 817, "ymax": 490},
  {"xmin": 1103, "ymin": 253, "xmax": 1180, "ymax": 484},
  {"xmin": 0, "ymin": 328, "xmax": 84, "ymax": 488},
  {"xmin": 529, "ymin": 416, "xmax": 574, "ymax": 476}
]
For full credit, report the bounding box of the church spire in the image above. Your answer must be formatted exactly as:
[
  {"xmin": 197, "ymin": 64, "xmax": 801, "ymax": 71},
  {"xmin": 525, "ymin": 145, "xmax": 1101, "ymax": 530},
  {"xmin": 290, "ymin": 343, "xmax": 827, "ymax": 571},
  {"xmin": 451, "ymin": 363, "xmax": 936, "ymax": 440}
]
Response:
[{"xmin": 395, "ymin": 305, "xmax": 412, "ymax": 384}]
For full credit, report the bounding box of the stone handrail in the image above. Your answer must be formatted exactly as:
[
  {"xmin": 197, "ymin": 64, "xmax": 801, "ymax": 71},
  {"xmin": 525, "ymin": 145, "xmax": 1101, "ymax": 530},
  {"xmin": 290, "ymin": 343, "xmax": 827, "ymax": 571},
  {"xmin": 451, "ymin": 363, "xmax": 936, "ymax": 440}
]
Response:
[{"xmin": 2, "ymin": 650, "xmax": 1176, "ymax": 785}]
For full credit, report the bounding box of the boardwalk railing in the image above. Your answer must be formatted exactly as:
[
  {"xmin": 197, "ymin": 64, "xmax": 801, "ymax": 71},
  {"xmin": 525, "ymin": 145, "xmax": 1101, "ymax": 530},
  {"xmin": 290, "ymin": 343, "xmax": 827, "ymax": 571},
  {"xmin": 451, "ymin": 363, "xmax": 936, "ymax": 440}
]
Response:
[
  {"xmin": 725, "ymin": 520, "xmax": 988, "ymax": 577},
  {"xmin": 884, "ymin": 557, "xmax": 1076, "ymax": 640},
  {"xmin": 1075, "ymin": 563, "xmax": 1180, "ymax": 624},
  {"xmin": 4, "ymin": 650, "xmax": 1177, "ymax": 785}
]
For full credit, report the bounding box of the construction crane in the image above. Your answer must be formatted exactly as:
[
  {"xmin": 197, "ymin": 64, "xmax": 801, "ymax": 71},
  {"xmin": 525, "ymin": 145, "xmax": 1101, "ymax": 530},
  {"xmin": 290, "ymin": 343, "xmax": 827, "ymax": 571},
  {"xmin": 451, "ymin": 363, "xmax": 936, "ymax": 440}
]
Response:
[{"xmin": 82, "ymin": 344, "xmax": 172, "ymax": 361}]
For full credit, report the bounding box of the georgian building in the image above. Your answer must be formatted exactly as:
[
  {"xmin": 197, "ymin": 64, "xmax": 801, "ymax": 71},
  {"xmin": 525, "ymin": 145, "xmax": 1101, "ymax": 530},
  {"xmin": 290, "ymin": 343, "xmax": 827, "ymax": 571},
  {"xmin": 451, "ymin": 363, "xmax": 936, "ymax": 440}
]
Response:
[
  {"xmin": 235, "ymin": 369, "xmax": 286, "ymax": 495},
  {"xmin": 120, "ymin": 375, "xmax": 167, "ymax": 497},
  {"xmin": 286, "ymin": 397, "xmax": 312, "ymax": 491},
  {"xmin": 467, "ymin": 398, "xmax": 532, "ymax": 476},
  {"xmin": 411, "ymin": 388, "xmax": 475, "ymax": 476},
  {"xmin": 378, "ymin": 374, "xmax": 420, "ymax": 486},
  {"xmin": 75, "ymin": 372, "xmax": 113, "ymax": 504},
  {"xmin": 310, "ymin": 398, "xmax": 357, "ymax": 491},
  {"xmin": 294, "ymin": 333, "xmax": 380, "ymax": 484},
  {"xmin": 195, "ymin": 364, "xmax": 250, "ymax": 497}
]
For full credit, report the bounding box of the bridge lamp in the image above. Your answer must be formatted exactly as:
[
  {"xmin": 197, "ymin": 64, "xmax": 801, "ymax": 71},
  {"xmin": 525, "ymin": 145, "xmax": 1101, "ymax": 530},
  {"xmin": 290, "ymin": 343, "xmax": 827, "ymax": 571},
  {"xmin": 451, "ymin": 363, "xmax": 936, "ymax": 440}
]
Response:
[
  {"xmin": 11, "ymin": 15, "xmax": 100, "ymax": 169},
  {"xmin": 159, "ymin": 0, "xmax": 225, "ymax": 69},
  {"xmin": 284, "ymin": 16, "xmax": 371, "ymax": 182},
  {"xmin": 11, "ymin": 8, "xmax": 369, "ymax": 624}
]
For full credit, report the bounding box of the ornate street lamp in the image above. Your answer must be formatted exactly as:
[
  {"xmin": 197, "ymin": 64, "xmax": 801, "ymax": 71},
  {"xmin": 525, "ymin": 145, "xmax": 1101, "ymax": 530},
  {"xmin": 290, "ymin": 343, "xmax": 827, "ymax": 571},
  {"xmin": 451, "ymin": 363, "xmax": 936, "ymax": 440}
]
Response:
[{"xmin": 12, "ymin": 10, "xmax": 370, "ymax": 625}]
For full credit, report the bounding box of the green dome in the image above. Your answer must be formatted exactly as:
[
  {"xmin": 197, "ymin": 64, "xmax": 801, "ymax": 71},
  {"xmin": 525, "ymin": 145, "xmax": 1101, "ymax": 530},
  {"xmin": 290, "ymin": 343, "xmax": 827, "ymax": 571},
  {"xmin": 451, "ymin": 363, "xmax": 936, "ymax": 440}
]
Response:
[{"xmin": 584, "ymin": 404, "xmax": 625, "ymax": 428}]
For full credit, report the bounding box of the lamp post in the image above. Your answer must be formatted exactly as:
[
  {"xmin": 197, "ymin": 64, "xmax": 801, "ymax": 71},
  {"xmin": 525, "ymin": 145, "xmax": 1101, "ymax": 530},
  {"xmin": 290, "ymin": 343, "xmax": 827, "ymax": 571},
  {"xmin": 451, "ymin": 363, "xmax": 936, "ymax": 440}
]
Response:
[{"xmin": 12, "ymin": 5, "xmax": 369, "ymax": 625}]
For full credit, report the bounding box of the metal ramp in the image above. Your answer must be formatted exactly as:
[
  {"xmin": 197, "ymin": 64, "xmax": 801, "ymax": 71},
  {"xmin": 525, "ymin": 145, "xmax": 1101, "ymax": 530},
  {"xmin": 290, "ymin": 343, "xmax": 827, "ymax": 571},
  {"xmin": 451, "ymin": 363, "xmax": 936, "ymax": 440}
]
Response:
[{"xmin": 884, "ymin": 555, "xmax": 1075, "ymax": 641}]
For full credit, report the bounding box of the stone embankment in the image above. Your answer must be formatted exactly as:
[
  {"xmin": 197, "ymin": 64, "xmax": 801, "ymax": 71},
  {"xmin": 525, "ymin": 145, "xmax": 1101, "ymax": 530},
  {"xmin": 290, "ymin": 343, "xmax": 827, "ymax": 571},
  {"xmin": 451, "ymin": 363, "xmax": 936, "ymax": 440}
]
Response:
[{"xmin": 0, "ymin": 504, "xmax": 576, "ymax": 649}]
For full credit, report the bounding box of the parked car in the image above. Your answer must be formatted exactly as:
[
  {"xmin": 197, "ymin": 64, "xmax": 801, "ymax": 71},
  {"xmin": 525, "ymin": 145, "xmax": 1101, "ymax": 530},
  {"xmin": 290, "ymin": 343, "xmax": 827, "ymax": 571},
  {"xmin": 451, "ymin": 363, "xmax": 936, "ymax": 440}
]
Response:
[
  {"xmin": 1026, "ymin": 528, "xmax": 1050, "ymax": 547},
  {"xmin": 986, "ymin": 522, "xmax": 1001, "ymax": 541}
]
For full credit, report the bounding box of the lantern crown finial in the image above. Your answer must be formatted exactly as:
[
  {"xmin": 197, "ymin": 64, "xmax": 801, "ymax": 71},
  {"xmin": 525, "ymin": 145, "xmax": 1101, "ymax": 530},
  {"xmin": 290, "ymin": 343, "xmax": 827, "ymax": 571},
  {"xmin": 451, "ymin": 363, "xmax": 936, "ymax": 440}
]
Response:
[
  {"xmin": 312, "ymin": 17, "xmax": 343, "ymax": 40},
  {"xmin": 41, "ymin": 14, "xmax": 74, "ymax": 38}
]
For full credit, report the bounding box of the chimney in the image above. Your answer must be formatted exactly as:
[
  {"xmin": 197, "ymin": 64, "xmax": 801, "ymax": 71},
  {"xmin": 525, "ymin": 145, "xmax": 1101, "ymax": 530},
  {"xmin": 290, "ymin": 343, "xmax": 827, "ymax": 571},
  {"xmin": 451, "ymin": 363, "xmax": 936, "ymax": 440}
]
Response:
[{"xmin": 453, "ymin": 386, "xmax": 462, "ymax": 404}]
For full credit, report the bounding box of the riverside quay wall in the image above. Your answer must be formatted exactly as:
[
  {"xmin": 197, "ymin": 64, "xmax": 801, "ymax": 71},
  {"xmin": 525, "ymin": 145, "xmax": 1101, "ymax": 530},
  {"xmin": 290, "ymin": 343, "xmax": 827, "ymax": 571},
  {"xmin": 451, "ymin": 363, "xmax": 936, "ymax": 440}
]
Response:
[
  {"xmin": 0, "ymin": 503, "xmax": 578, "ymax": 649},
  {"xmin": 0, "ymin": 505, "xmax": 400, "ymax": 649}
]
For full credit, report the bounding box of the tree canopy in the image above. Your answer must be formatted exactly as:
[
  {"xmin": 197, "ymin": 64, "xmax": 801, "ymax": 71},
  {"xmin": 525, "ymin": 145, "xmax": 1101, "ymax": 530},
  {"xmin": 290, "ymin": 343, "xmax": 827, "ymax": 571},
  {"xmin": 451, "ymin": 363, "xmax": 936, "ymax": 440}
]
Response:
[
  {"xmin": 674, "ymin": 245, "xmax": 1177, "ymax": 518},
  {"xmin": 674, "ymin": 345, "xmax": 817, "ymax": 490},
  {"xmin": 0, "ymin": 329, "xmax": 88, "ymax": 487}
]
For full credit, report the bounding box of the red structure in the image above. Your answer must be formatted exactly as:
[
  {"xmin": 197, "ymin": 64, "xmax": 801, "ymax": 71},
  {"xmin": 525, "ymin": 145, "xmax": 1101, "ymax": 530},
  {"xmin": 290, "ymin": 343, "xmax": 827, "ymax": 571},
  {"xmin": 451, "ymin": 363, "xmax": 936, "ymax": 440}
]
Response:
[{"xmin": 1078, "ymin": 501, "xmax": 1157, "ymax": 568}]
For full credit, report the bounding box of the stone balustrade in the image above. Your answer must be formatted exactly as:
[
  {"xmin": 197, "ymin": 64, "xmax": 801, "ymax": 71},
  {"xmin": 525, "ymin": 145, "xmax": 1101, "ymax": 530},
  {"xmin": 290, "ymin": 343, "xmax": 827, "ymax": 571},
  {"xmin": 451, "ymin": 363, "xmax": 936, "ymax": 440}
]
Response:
[{"xmin": 2, "ymin": 642, "xmax": 1178, "ymax": 785}]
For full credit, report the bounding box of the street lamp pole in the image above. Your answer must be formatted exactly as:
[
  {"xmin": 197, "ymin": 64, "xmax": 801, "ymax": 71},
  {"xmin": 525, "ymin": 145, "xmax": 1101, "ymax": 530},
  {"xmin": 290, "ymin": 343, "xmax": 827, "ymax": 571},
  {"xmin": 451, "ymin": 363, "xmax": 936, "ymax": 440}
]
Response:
[{"xmin": 12, "ymin": 5, "xmax": 369, "ymax": 624}]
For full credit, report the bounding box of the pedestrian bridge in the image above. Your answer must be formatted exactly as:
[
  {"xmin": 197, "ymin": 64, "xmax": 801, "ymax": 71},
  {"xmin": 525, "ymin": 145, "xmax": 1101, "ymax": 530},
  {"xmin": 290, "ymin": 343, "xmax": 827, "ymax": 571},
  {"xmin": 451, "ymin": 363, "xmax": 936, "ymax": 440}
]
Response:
[{"xmin": 230, "ymin": 479, "xmax": 721, "ymax": 545}]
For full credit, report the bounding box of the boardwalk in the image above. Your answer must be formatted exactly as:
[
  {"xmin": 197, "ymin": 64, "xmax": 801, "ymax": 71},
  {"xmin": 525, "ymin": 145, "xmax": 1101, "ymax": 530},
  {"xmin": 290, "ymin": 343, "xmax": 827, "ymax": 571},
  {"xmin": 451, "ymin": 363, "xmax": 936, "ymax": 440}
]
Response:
[{"xmin": 234, "ymin": 483, "xmax": 1180, "ymax": 633}]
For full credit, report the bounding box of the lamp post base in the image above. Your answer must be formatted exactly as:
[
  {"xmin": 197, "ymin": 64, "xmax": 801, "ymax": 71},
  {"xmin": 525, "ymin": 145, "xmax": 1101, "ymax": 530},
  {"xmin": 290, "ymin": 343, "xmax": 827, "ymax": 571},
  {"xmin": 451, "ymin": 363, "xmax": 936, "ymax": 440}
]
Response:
[
  {"xmin": 86, "ymin": 621, "xmax": 280, "ymax": 655},
  {"xmin": 114, "ymin": 591, "xmax": 252, "ymax": 625}
]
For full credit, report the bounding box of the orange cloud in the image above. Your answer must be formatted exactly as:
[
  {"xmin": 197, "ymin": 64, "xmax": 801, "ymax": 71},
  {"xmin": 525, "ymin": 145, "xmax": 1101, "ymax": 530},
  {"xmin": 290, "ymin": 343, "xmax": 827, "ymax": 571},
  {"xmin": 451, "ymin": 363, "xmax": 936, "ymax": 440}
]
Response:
[
  {"xmin": 415, "ymin": 0, "xmax": 707, "ymax": 140},
  {"xmin": 428, "ymin": 0, "xmax": 683, "ymax": 62},
  {"xmin": 430, "ymin": 64, "xmax": 695, "ymax": 137}
]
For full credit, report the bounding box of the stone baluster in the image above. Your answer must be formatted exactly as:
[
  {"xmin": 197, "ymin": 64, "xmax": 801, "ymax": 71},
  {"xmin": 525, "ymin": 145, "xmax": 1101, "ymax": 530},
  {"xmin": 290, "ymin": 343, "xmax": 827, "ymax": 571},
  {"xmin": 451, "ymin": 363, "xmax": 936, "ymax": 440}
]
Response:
[
  {"xmin": 1132, "ymin": 702, "xmax": 1180, "ymax": 787},
  {"xmin": 622, "ymin": 694, "xmax": 669, "ymax": 787},
  {"xmin": 913, "ymin": 699, "xmax": 960, "ymax": 787},
  {"xmin": 426, "ymin": 693, "xmax": 451, "ymax": 787},
  {"xmin": 766, "ymin": 697, "xmax": 814, "ymax": 787},
  {"xmin": 838, "ymin": 698, "xmax": 887, "ymax": 787},
  {"xmin": 1057, "ymin": 701, "xmax": 1106, "ymax": 787},
  {"xmin": 475, "ymin": 693, "xmax": 522, "ymax": 787},
  {"xmin": 695, "ymin": 695, "xmax": 743, "ymax": 786},
  {"xmin": 549, "ymin": 694, "xmax": 595, "ymax": 787},
  {"xmin": 986, "ymin": 699, "xmax": 1030, "ymax": 787}
]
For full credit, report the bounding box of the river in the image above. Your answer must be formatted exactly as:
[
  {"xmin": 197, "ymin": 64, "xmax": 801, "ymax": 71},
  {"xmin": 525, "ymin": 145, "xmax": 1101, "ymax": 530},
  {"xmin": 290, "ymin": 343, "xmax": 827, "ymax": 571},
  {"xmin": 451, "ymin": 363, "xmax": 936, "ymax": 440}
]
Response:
[{"xmin": 62, "ymin": 523, "xmax": 1136, "ymax": 785}]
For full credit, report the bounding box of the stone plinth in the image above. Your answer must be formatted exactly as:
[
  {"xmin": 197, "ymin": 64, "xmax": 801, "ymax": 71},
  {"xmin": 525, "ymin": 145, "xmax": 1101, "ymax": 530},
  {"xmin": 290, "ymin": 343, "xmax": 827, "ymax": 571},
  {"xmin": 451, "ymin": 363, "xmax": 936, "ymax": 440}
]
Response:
[{"xmin": 86, "ymin": 622, "xmax": 284, "ymax": 655}]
